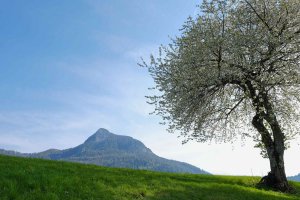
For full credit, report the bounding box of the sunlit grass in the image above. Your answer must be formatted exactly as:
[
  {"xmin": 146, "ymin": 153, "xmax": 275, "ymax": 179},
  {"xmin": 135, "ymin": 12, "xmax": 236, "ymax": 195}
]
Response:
[{"xmin": 0, "ymin": 155, "xmax": 299, "ymax": 200}]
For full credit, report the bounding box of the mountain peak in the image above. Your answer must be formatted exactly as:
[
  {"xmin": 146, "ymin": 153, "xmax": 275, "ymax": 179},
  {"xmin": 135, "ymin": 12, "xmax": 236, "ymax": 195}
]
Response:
[
  {"xmin": 95, "ymin": 128, "xmax": 113, "ymax": 135},
  {"xmin": 82, "ymin": 129, "xmax": 155, "ymax": 155},
  {"xmin": 84, "ymin": 128, "xmax": 114, "ymax": 143},
  {"xmin": 96, "ymin": 128, "xmax": 110, "ymax": 133}
]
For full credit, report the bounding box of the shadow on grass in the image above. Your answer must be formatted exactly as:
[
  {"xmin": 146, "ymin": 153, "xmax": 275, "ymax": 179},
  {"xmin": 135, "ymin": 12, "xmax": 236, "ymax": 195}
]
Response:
[{"xmin": 146, "ymin": 182, "xmax": 299, "ymax": 200}]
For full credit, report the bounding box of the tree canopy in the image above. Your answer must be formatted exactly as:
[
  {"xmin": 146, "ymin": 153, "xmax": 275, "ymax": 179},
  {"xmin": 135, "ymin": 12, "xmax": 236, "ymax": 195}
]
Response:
[
  {"xmin": 144, "ymin": 0, "xmax": 300, "ymax": 145},
  {"xmin": 143, "ymin": 0, "xmax": 300, "ymax": 191}
]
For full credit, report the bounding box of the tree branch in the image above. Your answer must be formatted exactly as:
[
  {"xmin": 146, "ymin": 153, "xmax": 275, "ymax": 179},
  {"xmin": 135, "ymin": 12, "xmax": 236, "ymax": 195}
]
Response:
[
  {"xmin": 226, "ymin": 97, "xmax": 245, "ymax": 117},
  {"xmin": 244, "ymin": 0, "xmax": 273, "ymax": 33}
]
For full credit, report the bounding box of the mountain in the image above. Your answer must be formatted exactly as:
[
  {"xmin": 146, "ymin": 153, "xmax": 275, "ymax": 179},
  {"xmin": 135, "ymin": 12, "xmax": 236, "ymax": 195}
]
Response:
[
  {"xmin": 0, "ymin": 128, "xmax": 209, "ymax": 174},
  {"xmin": 0, "ymin": 149, "xmax": 26, "ymax": 157},
  {"xmin": 288, "ymin": 174, "xmax": 300, "ymax": 182}
]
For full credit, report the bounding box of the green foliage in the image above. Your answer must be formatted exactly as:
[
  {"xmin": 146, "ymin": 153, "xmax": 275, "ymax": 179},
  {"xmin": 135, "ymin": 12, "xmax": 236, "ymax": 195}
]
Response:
[{"xmin": 1, "ymin": 155, "xmax": 300, "ymax": 200}]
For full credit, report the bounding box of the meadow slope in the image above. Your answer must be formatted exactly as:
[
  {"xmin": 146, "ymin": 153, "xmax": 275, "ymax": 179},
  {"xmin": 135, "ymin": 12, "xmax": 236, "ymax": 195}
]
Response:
[{"xmin": 0, "ymin": 155, "xmax": 299, "ymax": 200}]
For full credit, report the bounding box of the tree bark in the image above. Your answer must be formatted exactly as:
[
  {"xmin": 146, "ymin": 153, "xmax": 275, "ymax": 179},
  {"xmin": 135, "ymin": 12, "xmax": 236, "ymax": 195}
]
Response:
[
  {"xmin": 252, "ymin": 113, "xmax": 290, "ymax": 192},
  {"xmin": 265, "ymin": 145, "xmax": 289, "ymax": 191},
  {"xmin": 244, "ymin": 81, "xmax": 291, "ymax": 192}
]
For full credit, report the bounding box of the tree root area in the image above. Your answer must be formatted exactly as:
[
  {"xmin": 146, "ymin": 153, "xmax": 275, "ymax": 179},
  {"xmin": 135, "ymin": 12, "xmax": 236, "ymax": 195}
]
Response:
[{"xmin": 257, "ymin": 172, "xmax": 294, "ymax": 193}]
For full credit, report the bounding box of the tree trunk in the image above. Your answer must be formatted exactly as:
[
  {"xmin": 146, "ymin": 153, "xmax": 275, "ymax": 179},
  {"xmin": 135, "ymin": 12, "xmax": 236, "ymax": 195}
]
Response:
[
  {"xmin": 252, "ymin": 114, "xmax": 291, "ymax": 192},
  {"xmin": 263, "ymin": 143, "xmax": 290, "ymax": 192},
  {"xmin": 245, "ymin": 84, "xmax": 292, "ymax": 192}
]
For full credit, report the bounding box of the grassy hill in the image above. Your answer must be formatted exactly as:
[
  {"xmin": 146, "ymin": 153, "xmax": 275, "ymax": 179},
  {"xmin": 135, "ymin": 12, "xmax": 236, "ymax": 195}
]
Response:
[{"xmin": 0, "ymin": 155, "xmax": 299, "ymax": 200}]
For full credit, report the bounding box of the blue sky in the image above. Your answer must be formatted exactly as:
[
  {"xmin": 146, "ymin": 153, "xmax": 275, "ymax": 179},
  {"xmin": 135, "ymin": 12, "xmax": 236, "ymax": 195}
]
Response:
[{"xmin": 1, "ymin": 0, "xmax": 299, "ymax": 176}]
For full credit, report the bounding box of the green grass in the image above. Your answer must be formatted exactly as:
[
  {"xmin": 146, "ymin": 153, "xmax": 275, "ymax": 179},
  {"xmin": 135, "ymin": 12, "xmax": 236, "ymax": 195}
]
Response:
[{"xmin": 0, "ymin": 155, "xmax": 299, "ymax": 200}]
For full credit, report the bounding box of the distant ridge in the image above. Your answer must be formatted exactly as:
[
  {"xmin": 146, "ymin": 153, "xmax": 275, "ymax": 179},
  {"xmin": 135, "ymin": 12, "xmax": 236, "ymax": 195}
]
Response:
[
  {"xmin": 288, "ymin": 174, "xmax": 300, "ymax": 182},
  {"xmin": 0, "ymin": 128, "xmax": 209, "ymax": 174}
]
